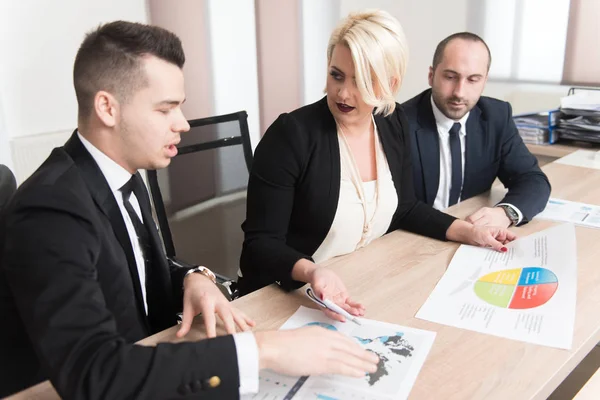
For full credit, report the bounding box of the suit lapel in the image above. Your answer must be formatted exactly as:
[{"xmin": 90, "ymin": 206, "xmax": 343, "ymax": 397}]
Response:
[
  {"xmin": 464, "ymin": 106, "xmax": 484, "ymax": 197},
  {"xmin": 63, "ymin": 132, "xmax": 148, "ymax": 323},
  {"xmin": 416, "ymin": 92, "xmax": 441, "ymax": 205}
]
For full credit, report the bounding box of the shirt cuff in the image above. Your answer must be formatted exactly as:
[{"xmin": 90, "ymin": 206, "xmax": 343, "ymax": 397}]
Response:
[
  {"xmin": 233, "ymin": 331, "xmax": 259, "ymax": 395},
  {"xmin": 497, "ymin": 203, "xmax": 523, "ymax": 225}
]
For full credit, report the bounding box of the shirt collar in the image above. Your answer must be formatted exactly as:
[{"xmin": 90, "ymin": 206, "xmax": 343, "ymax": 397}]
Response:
[
  {"xmin": 77, "ymin": 131, "xmax": 133, "ymax": 194},
  {"xmin": 430, "ymin": 95, "xmax": 470, "ymax": 135}
]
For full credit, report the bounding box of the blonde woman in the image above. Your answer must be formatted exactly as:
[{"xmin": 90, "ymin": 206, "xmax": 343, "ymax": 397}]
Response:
[{"xmin": 239, "ymin": 10, "xmax": 515, "ymax": 319}]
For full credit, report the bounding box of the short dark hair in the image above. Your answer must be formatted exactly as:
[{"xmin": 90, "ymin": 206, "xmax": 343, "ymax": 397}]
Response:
[
  {"xmin": 432, "ymin": 32, "xmax": 491, "ymax": 72},
  {"xmin": 73, "ymin": 21, "xmax": 185, "ymax": 119}
]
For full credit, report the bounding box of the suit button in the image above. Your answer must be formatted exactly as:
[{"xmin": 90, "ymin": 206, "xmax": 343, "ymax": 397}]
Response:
[
  {"xmin": 177, "ymin": 383, "xmax": 191, "ymax": 395},
  {"xmin": 190, "ymin": 379, "xmax": 202, "ymax": 393},
  {"xmin": 207, "ymin": 376, "xmax": 221, "ymax": 388}
]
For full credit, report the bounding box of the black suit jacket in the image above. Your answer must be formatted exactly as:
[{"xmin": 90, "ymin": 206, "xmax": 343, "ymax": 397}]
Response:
[
  {"xmin": 0, "ymin": 164, "xmax": 16, "ymax": 209},
  {"xmin": 0, "ymin": 133, "xmax": 240, "ymax": 399},
  {"xmin": 239, "ymin": 97, "xmax": 456, "ymax": 295},
  {"xmin": 402, "ymin": 89, "xmax": 550, "ymax": 222}
]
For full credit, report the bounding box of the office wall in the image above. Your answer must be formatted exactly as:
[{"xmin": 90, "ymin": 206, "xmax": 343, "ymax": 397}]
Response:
[
  {"xmin": 0, "ymin": 94, "xmax": 10, "ymax": 170},
  {"xmin": 2, "ymin": 1, "xmax": 578, "ymax": 183},
  {"xmin": 301, "ymin": 0, "xmax": 340, "ymax": 105},
  {"xmin": 337, "ymin": 0, "xmax": 569, "ymax": 113},
  {"xmin": 256, "ymin": 0, "xmax": 303, "ymax": 132},
  {"xmin": 207, "ymin": 0, "xmax": 261, "ymax": 150},
  {"xmin": 0, "ymin": 0, "xmax": 148, "ymax": 181},
  {"xmin": 148, "ymin": 0, "xmax": 259, "ymax": 200},
  {"xmin": 563, "ymin": 0, "xmax": 600, "ymax": 86}
]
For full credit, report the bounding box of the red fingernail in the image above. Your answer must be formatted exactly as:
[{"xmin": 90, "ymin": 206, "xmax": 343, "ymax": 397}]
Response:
[{"xmin": 501, "ymin": 247, "xmax": 508, "ymax": 252}]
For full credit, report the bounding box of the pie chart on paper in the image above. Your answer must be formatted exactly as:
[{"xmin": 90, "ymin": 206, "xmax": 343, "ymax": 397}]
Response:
[{"xmin": 474, "ymin": 267, "xmax": 558, "ymax": 309}]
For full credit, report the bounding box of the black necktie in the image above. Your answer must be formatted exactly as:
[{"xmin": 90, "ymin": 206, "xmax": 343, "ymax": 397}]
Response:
[
  {"xmin": 120, "ymin": 174, "xmax": 153, "ymax": 268},
  {"xmin": 448, "ymin": 122, "xmax": 462, "ymax": 207},
  {"xmin": 119, "ymin": 173, "xmax": 163, "ymax": 325}
]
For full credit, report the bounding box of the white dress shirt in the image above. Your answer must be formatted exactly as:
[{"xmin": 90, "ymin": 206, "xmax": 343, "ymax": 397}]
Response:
[
  {"xmin": 429, "ymin": 98, "xmax": 523, "ymax": 224},
  {"xmin": 312, "ymin": 119, "xmax": 398, "ymax": 264},
  {"xmin": 78, "ymin": 133, "xmax": 259, "ymax": 395}
]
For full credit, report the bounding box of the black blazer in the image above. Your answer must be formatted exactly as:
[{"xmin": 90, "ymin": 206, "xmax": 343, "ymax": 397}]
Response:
[
  {"xmin": 239, "ymin": 97, "xmax": 456, "ymax": 295},
  {"xmin": 0, "ymin": 133, "xmax": 239, "ymax": 399},
  {"xmin": 402, "ymin": 89, "xmax": 551, "ymax": 222}
]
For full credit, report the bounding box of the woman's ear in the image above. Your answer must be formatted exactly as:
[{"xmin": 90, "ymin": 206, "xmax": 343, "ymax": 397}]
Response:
[{"xmin": 390, "ymin": 76, "xmax": 400, "ymax": 93}]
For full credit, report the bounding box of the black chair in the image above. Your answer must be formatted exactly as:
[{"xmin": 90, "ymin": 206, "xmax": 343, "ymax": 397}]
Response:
[
  {"xmin": 147, "ymin": 111, "xmax": 253, "ymax": 300},
  {"xmin": 0, "ymin": 165, "xmax": 17, "ymax": 211}
]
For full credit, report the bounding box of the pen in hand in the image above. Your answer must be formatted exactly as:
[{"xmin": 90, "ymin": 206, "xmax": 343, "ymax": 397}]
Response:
[{"xmin": 306, "ymin": 287, "xmax": 362, "ymax": 325}]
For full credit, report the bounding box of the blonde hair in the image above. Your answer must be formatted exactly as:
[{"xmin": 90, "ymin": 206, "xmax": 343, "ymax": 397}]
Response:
[{"xmin": 326, "ymin": 9, "xmax": 408, "ymax": 116}]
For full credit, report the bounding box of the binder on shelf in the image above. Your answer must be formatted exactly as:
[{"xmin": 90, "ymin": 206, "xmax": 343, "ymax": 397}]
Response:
[{"xmin": 513, "ymin": 109, "xmax": 560, "ymax": 144}]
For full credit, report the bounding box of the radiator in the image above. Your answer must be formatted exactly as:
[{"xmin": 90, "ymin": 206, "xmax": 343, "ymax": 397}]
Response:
[{"xmin": 10, "ymin": 130, "xmax": 72, "ymax": 184}]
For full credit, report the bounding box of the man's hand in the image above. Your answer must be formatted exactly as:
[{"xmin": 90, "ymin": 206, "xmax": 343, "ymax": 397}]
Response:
[
  {"xmin": 466, "ymin": 207, "xmax": 511, "ymax": 228},
  {"xmin": 255, "ymin": 326, "xmax": 379, "ymax": 377},
  {"xmin": 176, "ymin": 273, "xmax": 255, "ymax": 338}
]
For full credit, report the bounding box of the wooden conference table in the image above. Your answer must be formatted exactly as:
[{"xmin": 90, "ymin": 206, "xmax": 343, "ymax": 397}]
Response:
[{"xmin": 11, "ymin": 161, "xmax": 600, "ymax": 400}]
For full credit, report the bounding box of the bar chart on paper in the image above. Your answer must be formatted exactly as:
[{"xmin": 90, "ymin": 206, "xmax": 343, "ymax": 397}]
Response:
[{"xmin": 474, "ymin": 267, "xmax": 558, "ymax": 309}]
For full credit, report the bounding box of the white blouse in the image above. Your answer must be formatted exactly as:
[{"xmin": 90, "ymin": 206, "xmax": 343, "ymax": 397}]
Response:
[{"xmin": 312, "ymin": 119, "xmax": 399, "ymax": 264}]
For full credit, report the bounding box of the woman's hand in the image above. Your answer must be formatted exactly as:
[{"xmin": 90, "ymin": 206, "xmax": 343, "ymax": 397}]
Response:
[
  {"xmin": 309, "ymin": 266, "xmax": 365, "ymax": 322},
  {"xmin": 446, "ymin": 220, "xmax": 517, "ymax": 251},
  {"xmin": 292, "ymin": 259, "xmax": 365, "ymax": 322}
]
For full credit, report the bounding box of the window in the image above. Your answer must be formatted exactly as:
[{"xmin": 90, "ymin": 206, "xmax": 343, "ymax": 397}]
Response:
[{"xmin": 470, "ymin": 0, "xmax": 599, "ymax": 86}]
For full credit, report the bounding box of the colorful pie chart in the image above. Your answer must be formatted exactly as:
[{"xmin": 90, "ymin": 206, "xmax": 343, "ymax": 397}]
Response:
[{"xmin": 474, "ymin": 267, "xmax": 558, "ymax": 309}]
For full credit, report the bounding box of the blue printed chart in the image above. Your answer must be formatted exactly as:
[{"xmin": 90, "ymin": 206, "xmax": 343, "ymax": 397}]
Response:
[
  {"xmin": 416, "ymin": 223, "xmax": 577, "ymax": 349},
  {"xmin": 242, "ymin": 307, "xmax": 436, "ymax": 400}
]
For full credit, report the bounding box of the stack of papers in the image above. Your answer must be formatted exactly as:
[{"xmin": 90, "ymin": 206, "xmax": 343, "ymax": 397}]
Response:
[{"xmin": 558, "ymin": 92, "xmax": 600, "ymax": 143}]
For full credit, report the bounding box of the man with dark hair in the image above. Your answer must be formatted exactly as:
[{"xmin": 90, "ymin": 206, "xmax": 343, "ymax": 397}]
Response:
[
  {"xmin": 0, "ymin": 21, "xmax": 377, "ymax": 399},
  {"xmin": 402, "ymin": 32, "xmax": 550, "ymax": 227}
]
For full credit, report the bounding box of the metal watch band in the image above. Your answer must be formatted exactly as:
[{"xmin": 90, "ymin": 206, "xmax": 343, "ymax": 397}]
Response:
[{"xmin": 184, "ymin": 266, "xmax": 217, "ymax": 285}]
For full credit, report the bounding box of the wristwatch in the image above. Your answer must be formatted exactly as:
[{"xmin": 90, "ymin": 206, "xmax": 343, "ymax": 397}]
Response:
[
  {"xmin": 498, "ymin": 205, "xmax": 519, "ymax": 227},
  {"xmin": 184, "ymin": 265, "xmax": 217, "ymax": 284}
]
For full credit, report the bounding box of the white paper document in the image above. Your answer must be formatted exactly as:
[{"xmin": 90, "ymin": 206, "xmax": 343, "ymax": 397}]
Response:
[
  {"xmin": 242, "ymin": 306, "xmax": 436, "ymax": 400},
  {"xmin": 537, "ymin": 198, "xmax": 600, "ymax": 229},
  {"xmin": 416, "ymin": 224, "xmax": 577, "ymax": 349},
  {"xmin": 555, "ymin": 149, "xmax": 600, "ymax": 170}
]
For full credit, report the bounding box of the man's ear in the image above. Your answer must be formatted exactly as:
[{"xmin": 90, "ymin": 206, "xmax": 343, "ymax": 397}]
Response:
[
  {"xmin": 428, "ymin": 66, "xmax": 434, "ymax": 87},
  {"xmin": 94, "ymin": 91, "xmax": 119, "ymax": 128}
]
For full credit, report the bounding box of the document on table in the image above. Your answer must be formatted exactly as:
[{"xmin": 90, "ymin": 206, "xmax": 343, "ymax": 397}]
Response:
[
  {"xmin": 416, "ymin": 223, "xmax": 577, "ymax": 349},
  {"xmin": 555, "ymin": 149, "xmax": 600, "ymax": 170},
  {"xmin": 242, "ymin": 306, "xmax": 436, "ymax": 400},
  {"xmin": 537, "ymin": 198, "xmax": 600, "ymax": 229}
]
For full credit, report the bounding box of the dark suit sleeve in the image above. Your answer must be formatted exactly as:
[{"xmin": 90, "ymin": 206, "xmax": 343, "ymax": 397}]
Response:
[
  {"xmin": 388, "ymin": 109, "xmax": 457, "ymax": 240},
  {"xmin": 241, "ymin": 114, "xmax": 310, "ymax": 290},
  {"xmin": 3, "ymin": 187, "xmax": 240, "ymax": 400},
  {"xmin": 495, "ymin": 103, "xmax": 551, "ymax": 223}
]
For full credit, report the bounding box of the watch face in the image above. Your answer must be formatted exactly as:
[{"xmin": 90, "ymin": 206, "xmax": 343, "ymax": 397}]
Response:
[{"xmin": 502, "ymin": 206, "xmax": 518, "ymax": 223}]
